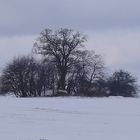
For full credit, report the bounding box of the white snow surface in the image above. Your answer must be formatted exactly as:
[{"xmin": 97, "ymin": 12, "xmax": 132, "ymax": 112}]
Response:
[{"xmin": 0, "ymin": 96, "xmax": 140, "ymax": 140}]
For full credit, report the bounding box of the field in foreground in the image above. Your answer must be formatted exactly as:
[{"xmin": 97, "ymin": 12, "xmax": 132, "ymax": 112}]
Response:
[{"xmin": 0, "ymin": 96, "xmax": 140, "ymax": 140}]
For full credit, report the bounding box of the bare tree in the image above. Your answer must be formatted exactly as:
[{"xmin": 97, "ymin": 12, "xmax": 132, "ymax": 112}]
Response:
[
  {"xmin": 33, "ymin": 28, "xmax": 86, "ymax": 92},
  {"xmin": 67, "ymin": 50, "xmax": 105, "ymax": 96},
  {"xmin": 1, "ymin": 56, "xmax": 58, "ymax": 97},
  {"xmin": 1, "ymin": 57, "xmax": 30, "ymax": 97},
  {"xmin": 38, "ymin": 60, "xmax": 56, "ymax": 96}
]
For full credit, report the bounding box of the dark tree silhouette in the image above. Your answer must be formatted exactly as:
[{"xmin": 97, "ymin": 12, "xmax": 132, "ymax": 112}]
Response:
[
  {"xmin": 67, "ymin": 50, "xmax": 105, "ymax": 96},
  {"xmin": 1, "ymin": 57, "xmax": 30, "ymax": 97},
  {"xmin": 33, "ymin": 28, "xmax": 86, "ymax": 91},
  {"xmin": 108, "ymin": 70, "xmax": 138, "ymax": 97},
  {"xmin": 1, "ymin": 28, "xmax": 138, "ymax": 98}
]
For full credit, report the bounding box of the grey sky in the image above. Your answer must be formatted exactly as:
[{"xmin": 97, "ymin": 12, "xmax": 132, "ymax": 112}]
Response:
[
  {"xmin": 0, "ymin": 0, "xmax": 140, "ymax": 82},
  {"xmin": 0, "ymin": 0, "xmax": 140, "ymax": 36}
]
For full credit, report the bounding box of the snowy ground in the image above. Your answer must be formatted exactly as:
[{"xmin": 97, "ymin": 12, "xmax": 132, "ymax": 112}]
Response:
[{"xmin": 0, "ymin": 96, "xmax": 140, "ymax": 140}]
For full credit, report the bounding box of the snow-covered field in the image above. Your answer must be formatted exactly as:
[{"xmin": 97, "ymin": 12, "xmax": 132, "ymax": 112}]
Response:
[{"xmin": 0, "ymin": 96, "xmax": 140, "ymax": 140}]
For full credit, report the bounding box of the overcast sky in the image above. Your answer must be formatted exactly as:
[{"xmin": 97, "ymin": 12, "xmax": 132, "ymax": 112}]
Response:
[{"xmin": 0, "ymin": 0, "xmax": 140, "ymax": 82}]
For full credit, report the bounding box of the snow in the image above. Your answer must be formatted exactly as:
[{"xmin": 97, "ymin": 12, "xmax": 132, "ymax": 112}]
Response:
[{"xmin": 0, "ymin": 96, "xmax": 140, "ymax": 140}]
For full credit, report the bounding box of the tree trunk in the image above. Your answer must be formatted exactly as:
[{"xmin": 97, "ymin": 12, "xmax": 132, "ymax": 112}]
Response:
[{"xmin": 58, "ymin": 71, "xmax": 66, "ymax": 90}]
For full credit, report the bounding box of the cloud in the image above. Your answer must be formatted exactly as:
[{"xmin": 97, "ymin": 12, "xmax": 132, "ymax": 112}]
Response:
[
  {"xmin": 0, "ymin": 35, "xmax": 36, "ymax": 69},
  {"xmin": 86, "ymin": 28, "xmax": 140, "ymax": 82},
  {"xmin": 0, "ymin": 0, "xmax": 140, "ymax": 82},
  {"xmin": 0, "ymin": 0, "xmax": 140, "ymax": 36}
]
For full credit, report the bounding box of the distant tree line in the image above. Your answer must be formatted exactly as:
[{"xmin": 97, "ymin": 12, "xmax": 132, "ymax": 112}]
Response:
[{"xmin": 0, "ymin": 28, "xmax": 139, "ymax": 97}]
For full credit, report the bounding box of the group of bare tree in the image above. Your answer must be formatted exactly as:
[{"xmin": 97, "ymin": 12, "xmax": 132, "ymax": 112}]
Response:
[
  {"xmin": 0, "ymin": 28, "xmax": 138, "ymax": 97},
  {"xmin": 1, "ymin": 57, "xmax": 55, "ymax": 97}
]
